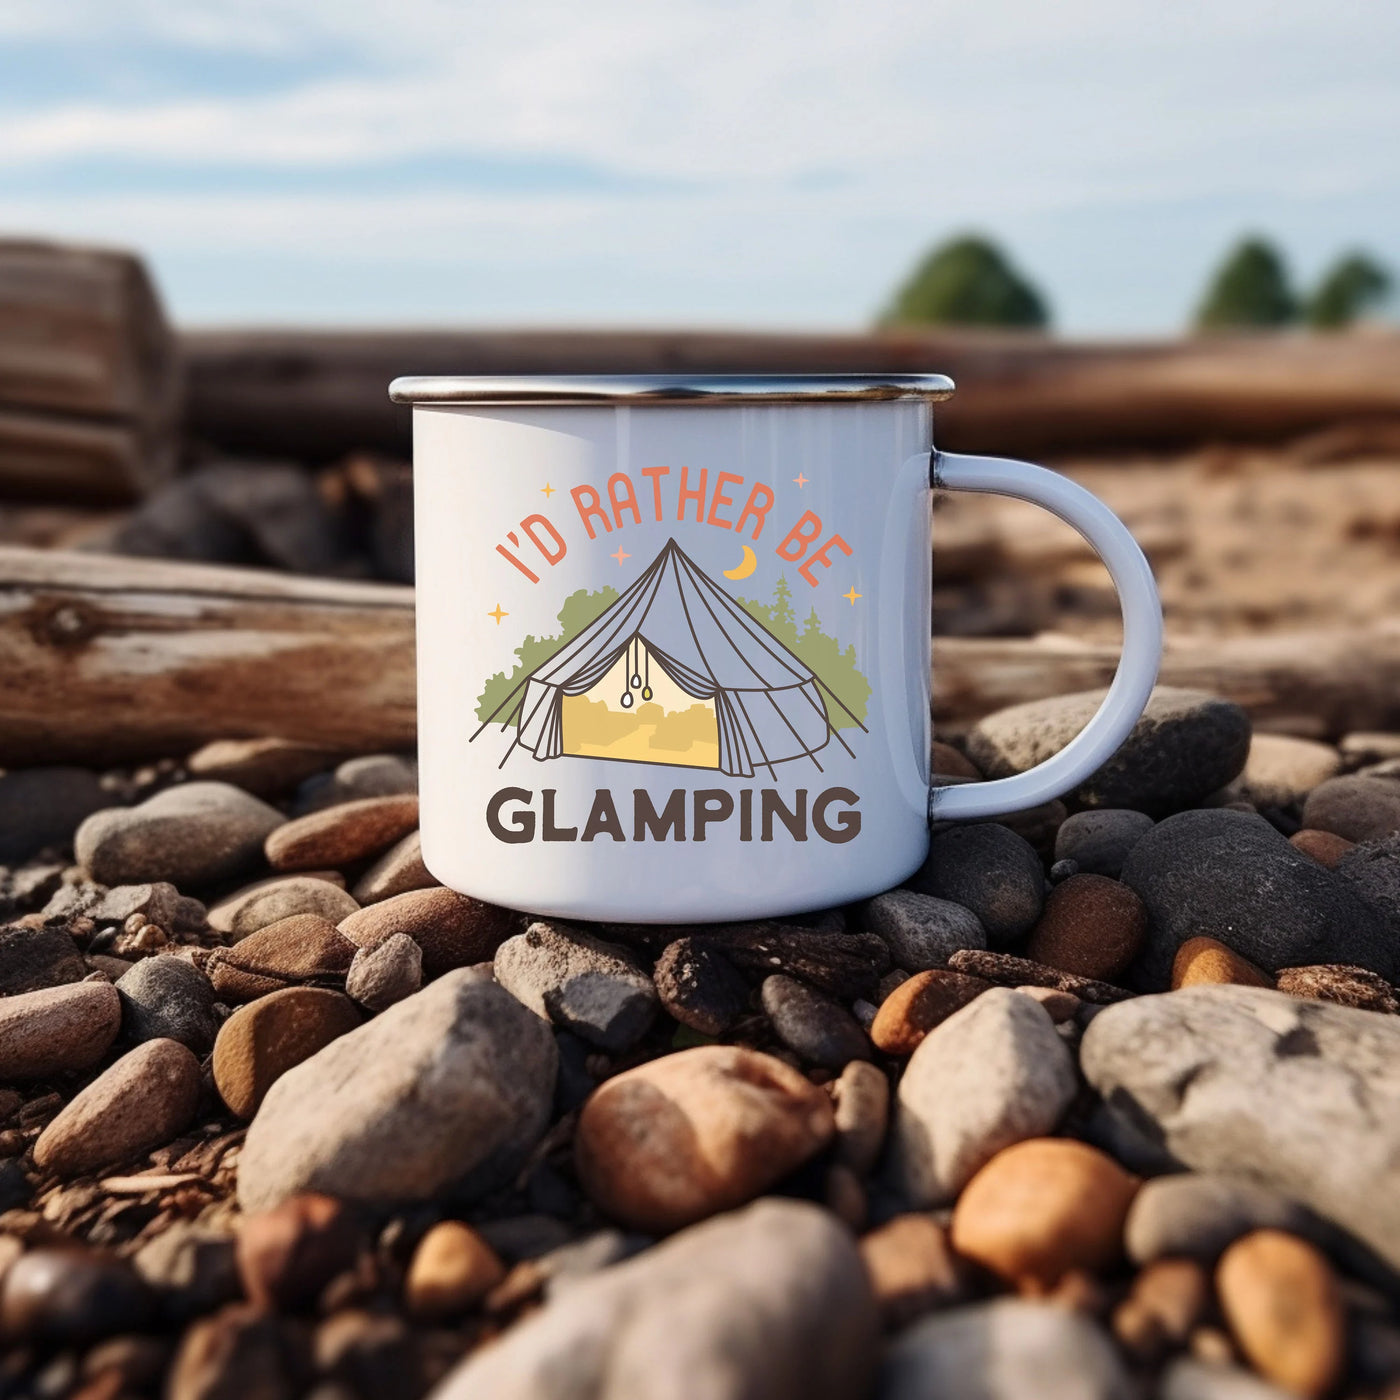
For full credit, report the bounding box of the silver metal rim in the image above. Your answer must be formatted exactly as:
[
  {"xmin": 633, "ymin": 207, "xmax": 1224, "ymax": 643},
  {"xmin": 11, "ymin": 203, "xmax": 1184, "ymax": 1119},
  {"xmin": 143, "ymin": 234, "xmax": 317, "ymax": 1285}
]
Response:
[{"xmin": 388, "ymin": 373, "xmax": 955, "ymax": 406}]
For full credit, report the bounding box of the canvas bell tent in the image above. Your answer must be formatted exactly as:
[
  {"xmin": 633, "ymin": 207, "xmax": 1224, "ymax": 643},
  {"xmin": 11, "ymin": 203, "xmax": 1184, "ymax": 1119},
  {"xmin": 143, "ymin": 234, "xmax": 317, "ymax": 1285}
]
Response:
[{"xmin": 473, "ymin": 539, "xmax": 865, "ymax": 777}]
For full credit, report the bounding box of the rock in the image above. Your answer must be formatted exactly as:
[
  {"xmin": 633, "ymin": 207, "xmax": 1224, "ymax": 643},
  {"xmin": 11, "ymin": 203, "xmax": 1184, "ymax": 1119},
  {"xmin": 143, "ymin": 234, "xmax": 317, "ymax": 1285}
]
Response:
[
  {"xmin": 404, "ymin": 1221, "xmax": 505, "ymax": 1319},
  {"xmin": 115, "ymin": 955, "xmax": 218, "ymax": 1053},
  {"xmin": 1335, "ymin": 834, "xmax": 1400, "ymax": 938},
  {"xmin": 574, "ymin": 1045, "xmax": 834, "ymax": 1232},
  {"xmin": 1276, "ymin": 963, "xmax": 1399, "ymax": 1013},
  {"xmin": 1081, "ymin": 984, "xmax": 1400, "ymax": 1271},
  {"xmin": 1019, "ymin": 985, "xmax": 1082, "ymax": 1021},
  {"xmin": 429, "ymin": 1199, "xmax": 877, "ymax": 1400},
  {"xmin": 1158, "ymin": 1358, "xmax": 1294, "ymax": 1400},
  {"xmin": 870, "ymin": 969, "xmax": 991, "ymax": 1055},
  {"xmin": 132, "ymin": 1221, "xmax": 240, "ymax": 1323},
  {"xmin": 1125, "ymin": 1173, "xmax": 1340, "ymax": 1267},
  {"xmin": 886, "ymin": 987, "xmax": 1078, "ymax": 1207},
  {"xmin": 166, "ymin": 1302, "xmax": 296, "ymax": 1400},
  {"xmin": 704, "ymin": 924, "xmax": 889, "ymax": 998},
  {"xmin": 1301, "ymin": 774, "xmax": 1400, "ymax": 843},
  {"xmin": 859, "ymin": 1214, "xmax": 968, "ymax": 1326},
  {"xmin": 206, "ymin": 914, "xmax": 358, "ymax": 1002},
  {"xmin": 967, "ymin": 686, "xmax": 1252, "ymax": 817},
  {"xmin": 91, "ymin": 881, "xmax": 206, "ymax": 932},
  {"xmin": 909, "ymin": 825, "xmax": 1044, "ymax": 944},
  {"xmin": 76, "ymin": 781, "xmax": 285, "ymax": 887},
  {"xmin": 1288, "ymin": 829, "xmax": 1354, "ymax": 869},
  {"xmin": 761, "ymin": 974, "xmax": 871, "ymax": 1068},
  {"xmin": 652, "ymin": 937, "xmax": 752, "ymax": 1034},
  {"xmin": 236, "ymin": 1192, "xmax": 363, "ymax": 1311},
  {"xmin": 880, "ymin": 1298, "xmax": 1132, "ymax": 1400},
  {"xmin": 1111, "ymin": 1258, "xmax": 1210, "ymax": 1363},
  {"xmin": 0, "ymin": 1247, "xmax": 153, "ymax": 1345},
  {"xmin": 861, "ymin": 889, "xmax": 987, "ymax": 971},
  {"xmin": 1025, "ymin": 874, "xmax": 1146, "ymax": 981},
  {"xmin": 238, "ymin": 969, "xmax": 557, "ymax": 1211},
  {"xmin": 0, "ymin": 767, "xmax": 108, "ymax": 863},
  {"xmin": 1342, "ymin": 732, "xmax": 1400, "ymax": 766},
  {"xmin": 494, "ymin": 921, "xmax": 658, "ymax": 1053},
  {"xmin": 351, "ymin": 830, "xmax": 437, "ymax": 904},
  {"xmin": 185, "ymin": 736, "xmax": 342, "ymax": 798},
  {"xmin": 1120, "ymin": 809, "xmax": 1395, "ymax": 984},
  {"xmin": 0, "ymin": 862, "xmax": 65, "ymax": 923},
  {"xmin": 949, "ymin": 1138, "xmax": 1140, "ymax": 1289},
  {"xmin": 265, "ymin": 794, "xmax": 420, "ymax": 871},
  {"xmin": 1216, "ymin": 1230, "xmax": 1345, "ymax": 1399},
  {"xmin": 339, "ymin": 888, "xmax": 516, "ymax": 979},
  {"xmin": 831, "ymin": 1059, "xmax": 889, "ymax": 1174},
  {"xmin": 1173, "ymin": 937, "xmax": 1274, "ymax": 990},
  {"xmin": 1221, "ymin": 735, "xmax": 1342, "ymax": 809},
  {"xmin": 207, "ymin": 875, "xmax": 359, "ymax": 940},
  {"xmin": 947, "ymin": 949, "xmax": 1132, "ymax": 1003},
  {"xmin": 0, "ymin": 924, "xmax": 86, "ymax": 994},
  {"xmin": 1054, "ymin": 809, "xmax": 1155, "ymax": 878},
  {"xmin": 345, "ymin": 933, "xmax": 421, "ymax": 1012},
  {"xmin": 932, "ymin": 741, "xmax": 981, "ymax": 779},
  {"xmin": 332, "ymin": 754, "xmax": 418, "ymax": 800},
  {"xmin": 213, "ymin": 987, "xmax": 363, "ymax": 1119},
  {"xmin": 33, "ymin": 1039, "xmax": 202, "ymax": 1176},
  {"xmin": 0, "ymin": 981, "xmax": 122, "ymax": 1079}
]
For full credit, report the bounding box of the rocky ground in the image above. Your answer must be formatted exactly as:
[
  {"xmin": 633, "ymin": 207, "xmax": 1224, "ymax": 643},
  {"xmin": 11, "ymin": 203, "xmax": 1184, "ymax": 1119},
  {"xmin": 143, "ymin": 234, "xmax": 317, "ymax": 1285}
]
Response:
[{"xmin": 2, "ymin": 695, "xmax": 1400, "ymax": 1398}]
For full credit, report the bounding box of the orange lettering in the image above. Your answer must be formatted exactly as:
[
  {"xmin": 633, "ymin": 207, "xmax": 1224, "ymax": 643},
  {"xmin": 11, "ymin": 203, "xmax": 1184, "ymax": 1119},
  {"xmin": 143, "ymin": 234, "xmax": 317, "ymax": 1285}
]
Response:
[
  {"xmin": 798, "ymin": 533, "xmax": 852, "ymax": 587},
  {"xmin": 677, "ymin": 466, "xmax": 708, "ymax": 523},
  {"xmin": 735, "ymin": 483, "xmax": 774, "ymax": 540},
  {"xmin": 571, "ymin": 484, "xmax": 612, "ymax": 539},
  {"xmin": 776, "ymin": 510, "xmax": 823, "ymax": 561},
  {"xmin": 707, "ymin": 471, "xmax": 743, "ymax": 529},
  {"xmin": 608, "ymin": 472, "xmax": 642, "ymax": 529},
  {"xmin": 641, "ymin": 466, "xmax": 669, "ymax": 521}
]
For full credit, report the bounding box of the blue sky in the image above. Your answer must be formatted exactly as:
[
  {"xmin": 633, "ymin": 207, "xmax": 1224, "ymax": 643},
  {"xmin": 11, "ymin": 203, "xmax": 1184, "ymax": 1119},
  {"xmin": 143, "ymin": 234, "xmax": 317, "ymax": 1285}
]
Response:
[{"xmin": 2, "ymin": 0, "xmax": 1397, "ymax": 332}]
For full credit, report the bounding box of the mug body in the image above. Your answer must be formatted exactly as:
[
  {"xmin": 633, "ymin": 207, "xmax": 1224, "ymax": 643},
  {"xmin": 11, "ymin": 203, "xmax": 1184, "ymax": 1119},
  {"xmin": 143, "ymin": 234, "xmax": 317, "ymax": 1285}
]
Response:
[{"xmin": 405, "ymin": 380, "xmax": 943, "ymax": 923}]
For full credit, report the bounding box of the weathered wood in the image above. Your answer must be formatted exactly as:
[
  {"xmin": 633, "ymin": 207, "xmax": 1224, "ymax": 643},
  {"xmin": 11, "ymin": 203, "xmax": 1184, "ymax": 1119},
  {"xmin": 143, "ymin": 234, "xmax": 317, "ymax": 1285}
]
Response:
[
  {"xmin": 0, "ymin": 239, "xmax": 181, "ymax": 501},
  {"xmin": 0, "ymin": 547, "xmax": 414, "ymax": 766},
  {"xmin": 0, "ymin": 547, "xmax": 1395, "ymax": 766},
  {"xmin": 181, "ymin": 326, "xmax": 1400, "ymax": 463},
  {"xmin": 933, "ymin": 627, "xmax": 1400, "ymax": 739}
]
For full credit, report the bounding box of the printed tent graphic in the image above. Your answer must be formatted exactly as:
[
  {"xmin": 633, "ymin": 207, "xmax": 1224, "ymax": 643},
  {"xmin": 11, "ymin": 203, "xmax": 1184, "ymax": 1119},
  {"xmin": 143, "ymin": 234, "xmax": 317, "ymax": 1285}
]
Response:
[{"xmin": 475, "ymin": 538, "xmax": 863, "ymax": 777}]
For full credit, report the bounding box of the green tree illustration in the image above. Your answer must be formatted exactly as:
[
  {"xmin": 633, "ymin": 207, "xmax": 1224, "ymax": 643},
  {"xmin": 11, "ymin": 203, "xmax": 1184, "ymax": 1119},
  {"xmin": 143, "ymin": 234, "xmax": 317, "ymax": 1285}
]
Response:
[
  {"xmin": 735, "ymin": 588, "xmax": 870, "ymax": 730},
  {"xmin": 475, "ymin": 586, "xmax": 619, "ymax": 723}
]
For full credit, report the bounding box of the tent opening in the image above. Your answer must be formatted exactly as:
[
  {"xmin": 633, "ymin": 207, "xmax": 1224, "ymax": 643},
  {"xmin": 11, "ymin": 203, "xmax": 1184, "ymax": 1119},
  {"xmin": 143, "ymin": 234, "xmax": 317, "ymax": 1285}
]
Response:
[{"xmin": 560, "ymin": 636, "xmax": 719, "ymax": 768}]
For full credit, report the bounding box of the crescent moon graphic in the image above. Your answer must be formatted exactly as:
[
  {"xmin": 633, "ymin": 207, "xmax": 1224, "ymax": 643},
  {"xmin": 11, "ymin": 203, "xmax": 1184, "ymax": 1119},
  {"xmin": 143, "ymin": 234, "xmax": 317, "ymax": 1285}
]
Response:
[{"xmin": 723, "ymin": 545, "xmax": 758, "ymax": 580}]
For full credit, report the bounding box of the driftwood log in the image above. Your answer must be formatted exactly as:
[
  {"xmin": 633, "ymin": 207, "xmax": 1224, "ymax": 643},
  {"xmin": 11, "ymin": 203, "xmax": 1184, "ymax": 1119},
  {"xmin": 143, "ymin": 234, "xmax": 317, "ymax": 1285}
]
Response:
[
  {"xmin": 182, "ymin": 327, "xmax": 1400, "ymax": 464},
  {"xmin": 0, "ymin": 240, "xmax": 181, "ymax": 502},
  {"xmin": 1, "ymin": 548, "xmax": 1397, "ymax": 767}
]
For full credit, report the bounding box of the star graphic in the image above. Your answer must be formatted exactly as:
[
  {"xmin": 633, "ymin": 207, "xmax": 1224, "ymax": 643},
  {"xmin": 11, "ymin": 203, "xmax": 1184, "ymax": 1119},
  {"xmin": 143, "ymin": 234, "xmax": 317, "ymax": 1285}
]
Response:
[
  {"xmin": 540, "ymin": 483, "xmax": 556, "ymax": 499},
  {"xmin": 842, "ymin": 586, "xmax": 862, "ymax": 606},
  {"xmin": 487, "ymin": 604, "xmax": 508, "ymax": 624},
  {"xmin": 793, "ymin": 472, "xmax": 809, "ymax": 489},
  {"xmin": 610, "ymin": 546, "xmax": 631, "ymax": 566}
]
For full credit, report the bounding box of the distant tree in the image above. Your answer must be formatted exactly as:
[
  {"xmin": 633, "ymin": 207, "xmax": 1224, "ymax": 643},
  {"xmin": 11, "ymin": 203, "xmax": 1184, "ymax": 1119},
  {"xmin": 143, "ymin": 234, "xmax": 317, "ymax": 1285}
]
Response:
[
  {"xmin": 878, "ymin": 235, "xmax": 1049, "ymax": 329},
  {"xmin": 1194, "ymin": 237, "xmax": 1296, "ymax": 330},
  {"xmin": 1304, "ymin": 252, "xmax": 1392, "ymax": 329}
]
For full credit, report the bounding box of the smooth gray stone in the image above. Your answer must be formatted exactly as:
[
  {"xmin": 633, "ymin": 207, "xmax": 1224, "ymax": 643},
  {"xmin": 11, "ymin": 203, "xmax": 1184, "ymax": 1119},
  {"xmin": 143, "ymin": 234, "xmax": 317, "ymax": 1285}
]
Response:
[{"xmin": 861, "ymin": 889, "xmax": 986, "ymax": 971}]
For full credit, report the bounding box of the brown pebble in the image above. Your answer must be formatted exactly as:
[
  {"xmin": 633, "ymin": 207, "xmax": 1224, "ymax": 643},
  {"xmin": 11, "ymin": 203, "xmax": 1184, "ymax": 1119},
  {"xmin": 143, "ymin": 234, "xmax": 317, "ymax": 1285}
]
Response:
[
  {"xmin": 207, "ymin": 874, "xmax": 359, "ymax": 939},
  {"xmin": 1172, "ymin": 937, "xmax": 1274, "ymax": 990},
  {"xmin": 186, "ymin": 737, "xmax": 343, "ymax": 798},
  {"xmin": 1276, "ymin": 964, "xmax": 1400, "ymax": 1014},
  {"xmin": 947, "ymin": 949, "xmax": 1132, "ymax": 1003},
  {"xmin": 0, "ymin": 1246, "xmax": 153, "ymax": 1345},
  {"xmin": 859, "ymin": 1214, "xmax": 968, "ymax": 1327},
  {"xmin": 404, "ymin": 1220, "xmax": 505, "ymax": 1319},
  {"xmin": 1025, "ymin": 874, "xmax": 1147, "ymax": 982},
  {"xmin": 931, "ymin": 742, "xmax": 981, "ymax": 780},
  {"xmin": 205, "ymin": 914, "xmax": 357, "ymax": 1002},
  {"xmin": 1217, "ymin": 1229, "xmax": 1345, "ymax": 1399},
  {"xmin": 236, "ymin": 1193, "xmax": 362, "ymax": 1312},
  {"xmin": 351, "ymin": 830, "xmax": 439, "ymax": 904},
  {"xmin": 870, "ymin": 969, "xmax": 990, "ymax": 1055},
  {"xmin": 1289, "ymin": 829, "xmax": 1355, "ymax": 870},
  {"xmin": 338, "ymin": 887, "xmax": 516, "ymax": 979},
  {"xmin": 824, "ymin": 1163, "xmax": 867, "ymax": 1230},
  {"xmin": 213, "ymin": 987, "xmax": 362, "ymax": 1119},
  {"xmin": 0, "ymin": 981, "xmax": 121, "ymax": 1080},
  {"xmin": 265, "ymin": 795, "xmax": 420, "ymax": 871},
  {"xmin": 1112, "ymin": 1258, "xmax": 1211, "ymax": 1363},
  {"xmin": 166, "ymin": 1303, "xmax": 292, "ymax": 1398},
  {"xmin": 950, "ymin": 1138, "xmax": 1140, "ymax": 1290},
  {"xmin": 1015, "ymin": 986, "xmax": 1082, "ymax": 1022},
  {"xmin": 830, "ymin": 1059, "xmax": 889, "ymax": 1175},
  {"xmin": 574, "ymin": 1045, "xmax": 834, "ymax": 1233},
  {"xmin": 33, "ymin": 1040, "xmax": 202, "ymax": 1177}
]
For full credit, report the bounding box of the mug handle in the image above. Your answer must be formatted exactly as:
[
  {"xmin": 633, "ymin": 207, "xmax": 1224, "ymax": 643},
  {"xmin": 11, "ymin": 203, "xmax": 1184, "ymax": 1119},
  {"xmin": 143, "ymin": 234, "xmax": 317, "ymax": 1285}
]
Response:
[{"xmin": 930, "ymin": 451, "xmax": 1163, "ymax": 820}]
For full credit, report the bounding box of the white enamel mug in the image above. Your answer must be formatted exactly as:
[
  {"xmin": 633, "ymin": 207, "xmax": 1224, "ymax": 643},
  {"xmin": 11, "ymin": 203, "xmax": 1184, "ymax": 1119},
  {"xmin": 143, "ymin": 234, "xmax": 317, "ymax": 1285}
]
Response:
[{"xmin": 389, "ymin": 375, "xmax": 1162, "ymax": 924}]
